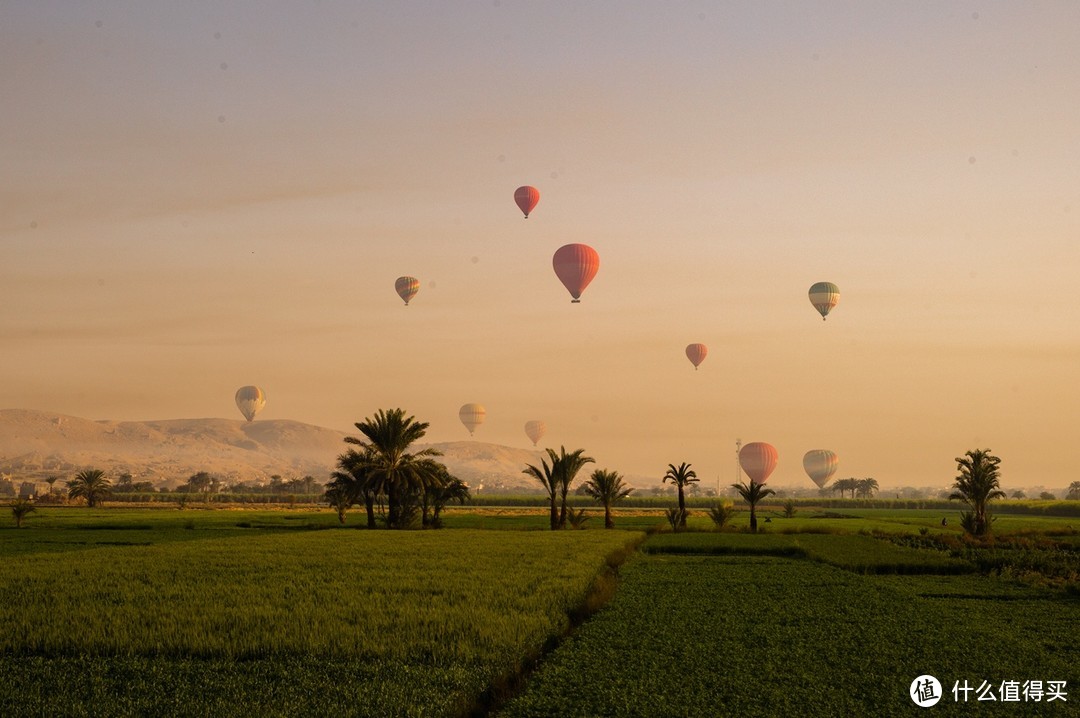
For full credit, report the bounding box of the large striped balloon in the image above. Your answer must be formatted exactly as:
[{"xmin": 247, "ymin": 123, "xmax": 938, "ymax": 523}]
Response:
[
  {"xmin": 524, "ymin": 420, "xmax": 546, "ymax": 447},
  {"xmin": 552, "ymin": 244, "xmax": 600, "ymax": 303},
  {"xmin": 235, "ymin": 386, "xmax": 266, "ymax": 422},
  {"xmin": 739, "ymin": 442, "xmax": 778, "ymax": 485},
  {"xmin": 685, "ymin": 343, "xmax": 708, "ymax": 370},
  {"xmin": 459, "ymin": 403, "xmax": 486, "ymax": 436},
  {"xmin": 395, "ymin": 276, "xmax": 420, "ymax": 306},
  {"xmin": 514, "ymin": 186, "xmax": 540, "ymax": 218},
  {"xmin": 808, "ymin": 282, "xmax": 840, "ymax": 320},
  {"xmin": 803, "ymin": 450, "xmax": 839, "ymax": 488}
]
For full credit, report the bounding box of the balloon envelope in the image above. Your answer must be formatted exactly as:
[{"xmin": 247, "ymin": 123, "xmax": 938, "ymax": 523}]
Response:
[
  {"xmin": 395, "ymin": 276, "xmax": 420, "ymax": 306},
  {"xmin": 524, "ymin": 420, "xmax": 546, "ymax": 446},
  {"xmin": 685, "ymin": 343, "xmax": 708, "ymax": 370},
  {"xmin": 803, "ymin": 450, "xmax": 839, "ymax": 488},
  {"xmin": 809, "ymin": 282, "xmax": 840, "ymax": 320},
  {"xmin": 459, "ymin": 403, "xmax": 486, "ymax": 436},
  {"xmin": 235, "ymin": 386, "xmax": 266, "ymax": 422},
  {"xmin": 552, "ymin": 244, "xmax": 600, "ymax": 303},
  {"xmin": 514, "ymin": 186, "xmax": 540, "ymax": 218},
  {"xmin": 739, "ymin": 442, "xmax": 778, "ymax": 485}
]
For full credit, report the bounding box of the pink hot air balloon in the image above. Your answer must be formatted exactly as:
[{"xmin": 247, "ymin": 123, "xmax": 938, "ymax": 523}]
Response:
[
  {"xmin": 514, "ymin": 186, "xmax": 540, "ymax": 218},
  {"xmin": 739, "ymin": 442, "xmax": 779, "ymax": 485},
  {"xmin": 685, "ymin": 343, "xmax": 707, "ymax": 370},
  {"xmin": 552, "ymin": 243, "xmax": 600, "ymax": 303}
]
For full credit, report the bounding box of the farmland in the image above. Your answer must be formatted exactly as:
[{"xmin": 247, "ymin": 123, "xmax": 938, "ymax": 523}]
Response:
[{"xmin": 1, "ymin": 505, "xmax": 1078, "ymax": 716}]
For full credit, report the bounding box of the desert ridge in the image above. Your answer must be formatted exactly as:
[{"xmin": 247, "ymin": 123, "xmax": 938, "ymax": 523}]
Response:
[{"xmin": 0, "ymin": 409, "xmax": 546, "ymax": 491}]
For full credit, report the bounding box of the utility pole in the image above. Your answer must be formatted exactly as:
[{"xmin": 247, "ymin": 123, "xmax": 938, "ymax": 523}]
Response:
[{"xmin": 734, "ymin": 438, "xmax": 742, "ymax": 490}]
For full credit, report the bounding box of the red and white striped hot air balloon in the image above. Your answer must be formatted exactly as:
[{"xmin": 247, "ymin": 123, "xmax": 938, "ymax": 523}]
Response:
[
  {"xmin": 514, "ymin": 185, "xmax": 540, "ymax": 218},
  {"xmin": 803, "ymin": 450, "xmax": 839, "ymax": 489},
  {"xmin": 808, "ymin": 282, "xmax": 839, "ymax": 320},
  {"xmin": 739, "ymin": 442, "xmax": 778, "ymax": 485},
  {"xmin": 685, "ymin": 343, "xmax": 707, "ymax": 370},
  {"xmin": 552, "ymin": 244, "xmax": 600, "ymax": 303},
  {"xmin": 459, "ymin": 403, "xmax": 486, "ymax": 436}
]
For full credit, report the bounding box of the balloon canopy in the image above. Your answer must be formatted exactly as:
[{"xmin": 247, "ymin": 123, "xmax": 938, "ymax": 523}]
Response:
[
  {"xmin": 803, "ymin": 450, "xmax": 839, "ymax": 488},
  {"xmin": 809, "ymin": 282, "xmax": 840, "ymax": 320},
  {"xmin": 524, "ymin": 420, "xmax": 546, "ymax": 447},
  {"xmin": 514, "ymin": 186, "xmax": 540, "ymax": 218},
  {"xmin": 739, "ymin": 442, "xmax": 778, "ymax": 485},
  {"xmin": 395, "ymin": 276, "xmax": 420, "ymax": 306},
  {"xmin": 459, "ymin": 403, "xmax": 486, "ymax": 436},
  {"xmin": 235, "ymin": 386, "xmax": 266, "ymax": 422},
  {"xmin": 552, "ymin": 244, "xmax": 600, "ymax": 303},
  {"xmin": 685, "ymin": 343, "xmax": 708, "ymax": 370}
]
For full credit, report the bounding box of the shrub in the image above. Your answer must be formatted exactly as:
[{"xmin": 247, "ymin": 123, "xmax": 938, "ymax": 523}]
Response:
[{"xmin": 706, "ymin": 501, "xmax": 737, "ymax": 529}]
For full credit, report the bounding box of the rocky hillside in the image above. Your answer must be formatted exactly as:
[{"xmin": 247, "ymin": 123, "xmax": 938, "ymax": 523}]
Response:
[{"xmin": 0, "ymin": 409, "xmax": 544, "ymax": 491}]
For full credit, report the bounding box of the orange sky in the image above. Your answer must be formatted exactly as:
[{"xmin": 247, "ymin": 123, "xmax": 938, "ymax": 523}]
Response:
[{"xmin": 2, "ymin": 3, "xmax": 1079, "ymax": 489}]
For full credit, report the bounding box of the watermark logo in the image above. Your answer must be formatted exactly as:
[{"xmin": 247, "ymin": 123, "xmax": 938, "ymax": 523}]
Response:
[{"xmin": 911, "ymin": 675, "xmax": 943, "ymax": 707}]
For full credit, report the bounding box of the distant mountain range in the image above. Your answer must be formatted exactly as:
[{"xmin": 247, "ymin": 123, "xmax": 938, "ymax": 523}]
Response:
[{"xmin": 0, "ymin": 409, "xmax": 545, "ymax": 490}]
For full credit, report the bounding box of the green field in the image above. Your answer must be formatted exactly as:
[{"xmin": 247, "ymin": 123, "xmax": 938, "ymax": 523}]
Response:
[{"xmin": 2, "ymin": 506, "xmax": 1077, "ymax": 716}]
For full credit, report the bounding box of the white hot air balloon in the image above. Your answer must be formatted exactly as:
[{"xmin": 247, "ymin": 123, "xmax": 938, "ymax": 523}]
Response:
[
  {"xmin": 235, "ymin": 386, "xmax": 266, "ymax": 422},
  {"xmin": 524, "ymin": 420, "xmax": 546, "ymax": 447},
  {"xmin": 803, "ymin": 450, "xmax": 839, "ymax": 489},
  {"xmin": 459, "ymin": 403, "xmax": 486, "ymax": 436}
]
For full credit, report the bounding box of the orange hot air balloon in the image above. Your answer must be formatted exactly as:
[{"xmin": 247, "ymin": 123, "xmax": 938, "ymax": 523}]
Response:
[
  {"xmin": 395, "ymin": 276, "xmax": 420, "ymax": 306},
  {"xmin": 739, "ymin": 442, "xmax": 779, "ymax": 485},
  {"xmin": 552, "ymin": 243, "xmax": 600, "ymax": 303},
  {"xmin": 524, "ymin": 420, "xmax": 546, "ymax": 447},
  {"xmin": 685, "ymin": 343, "xmax": 708, "ymax": 370},
  {"xmin": 514, "ymin": 185, "xmax": 540, "ymax": 218}
]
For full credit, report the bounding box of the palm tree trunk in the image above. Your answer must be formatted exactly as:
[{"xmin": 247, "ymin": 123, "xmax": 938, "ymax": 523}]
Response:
[
  {"xmin": 750, "ymin": 503, "xmax": 758, "ymax": 532},
  {"xmin": 549, "ymin": 494, "xmax": 559, "ymax": 531},
  {"xmin": 678, "ymin": 486, "xmax": 686, "ymax": 527},
  {"xmin": 387, "ymin": 484, "xmax": 399, "ymax": 528},
  {"xmin": 604, "ymin": 503, "xmax": 613, "ymax": 529},
  {"xmin": 364, "ymin": 493, "xmax": 376, "ymax": 528}
]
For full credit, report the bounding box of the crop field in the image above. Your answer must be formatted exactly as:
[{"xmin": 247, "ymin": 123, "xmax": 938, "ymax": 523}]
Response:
[
  {"xmin": 0, "ymin": 509, "xmax": 640, "ymax": 717},
  {"xmin": 500, "ymin": 547, "xmax": 1080, "ymax": 717},
  {"xmin": 2, "ymin": 506, "xmax": 1078, "ymax": 716}
]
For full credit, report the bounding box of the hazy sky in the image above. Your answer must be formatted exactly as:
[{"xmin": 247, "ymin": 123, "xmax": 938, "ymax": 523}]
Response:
[{"xmin": 3, "ymin": 2, "xmax": 1079, "ymax": 489}]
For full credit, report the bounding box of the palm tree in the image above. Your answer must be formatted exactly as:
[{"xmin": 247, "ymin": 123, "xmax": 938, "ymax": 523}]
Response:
[
  {"xmin": 344, "ymin": 409, "xmax": 444, "ymax": 529},
  {"xmin": 523, "ymin": 452, "xmax": 561, "ymax": 530},
  {"xmin": 856, "ymin": 477, "xmax": 879, "ymax": 499},
  {"xmin": 67, "ymin": 469, "xmax": 111, "ymax": 508},
  {"xmin": 1067, "ymin": 481, "xmax": 1080, "ymax": 500},
  {"xmin": 832, "ymin": 477, "xmax": 858, "ymax": 499},
  {"xmin": 553, "ymin": 447, "xmax": 595, "ymax": 528},
  {"xmin": 948, "ymin": 449, "xmax": 1005, "ymax": 537},
  {"xmin": 582, "ymin": 469, "xmax": 633, "ymax": 528},
  {"xmin": 330, "ymin": 447, "xmax": 383, "ymax": 528},
  {"xmin": 11, "ymin": 497, "xmax": 36, "ymax": 528},
  {"xmin": 425, "ymin": 473, "xmax": 470, "ymax": 528},
  {"xmin": 732, "ymin": 480, "xmax": 775, "ymax": 532},
  {"xmin": 663, "ymin": 462, "xmax": 698, "ymax": 528}
]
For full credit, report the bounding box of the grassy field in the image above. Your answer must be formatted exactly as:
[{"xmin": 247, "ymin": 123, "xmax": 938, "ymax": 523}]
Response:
[
  {"xmin": 0, "ymin": 509, "xmax": 640, "ymax": 716},
  {"xmin": 500, "ymin": 543, "xmax": 1080, "ymax": 717},
  {"xmin": 2, "ymin": 505, "xmax": 1077, "ymax": 716}
]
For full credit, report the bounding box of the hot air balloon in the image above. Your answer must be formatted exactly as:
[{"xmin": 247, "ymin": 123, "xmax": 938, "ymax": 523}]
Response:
[
  {"xmin": 395, "ymin": 276, "xmax": 420, "ymax": 306},
  {"xmin": 459, "ymin": 403, "xmax": 486, "ymax": 436},
  {"xmin": 235, "ymin": 386, "xmax": 266, "ymax": 422},
  {"xmin": 803, "ymin": 450, "xmax": 839, "ymax": 489},
  {"xmin": 514, "ymin": 185, "xmax": 540, "ymax": 218},
  {"xmin": 685, "ymin": 343, "xmax": 707, "ymax": 370},
  {"xmin": 552, "ymin": 244, "xmax": 600, "ymax": 303},
  {"xmin": 809, "ymin": 282, "xmax": 839, "ymax": 320},
  {"xmin": 524, "ymin": 420, "xmax": 546, "ymax": 447},
  {"xmin": 739, "ymin": 442, "xmax": 778, "ymax": 485}
]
